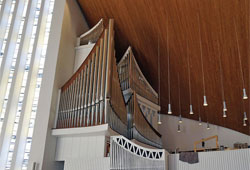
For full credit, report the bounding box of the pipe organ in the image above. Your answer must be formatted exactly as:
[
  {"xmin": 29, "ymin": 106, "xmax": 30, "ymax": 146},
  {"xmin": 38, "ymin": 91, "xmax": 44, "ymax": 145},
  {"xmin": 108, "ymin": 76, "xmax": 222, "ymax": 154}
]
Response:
[{"xmin": 53, "ymin": 19, "xmax": 167, "ymax": 170}]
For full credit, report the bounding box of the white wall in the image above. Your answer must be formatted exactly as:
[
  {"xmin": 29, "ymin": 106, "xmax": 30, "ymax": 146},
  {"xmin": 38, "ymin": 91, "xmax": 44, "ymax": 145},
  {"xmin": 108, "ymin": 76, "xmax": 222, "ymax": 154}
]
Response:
[
  {"xmin": 29, "ymin": 0, "xmax": 89, "ymax": 170},
  {"xmin": 74, "ymin": 44, "xmax": 95, "ymax": 73},
  {"xmin": 159, "ymin": 115, "xmax": 250, "ymax": 152},
  {"xmin": 64, "ymin": 158, "xmax": 110, "ymax": 170},
  {"xmin": 41, "ymin": 0, "xmax": 89, "ymax": 169},
  {"xmin": 55, "ymin": 135, "xmax": 106, "ymax": 161}
]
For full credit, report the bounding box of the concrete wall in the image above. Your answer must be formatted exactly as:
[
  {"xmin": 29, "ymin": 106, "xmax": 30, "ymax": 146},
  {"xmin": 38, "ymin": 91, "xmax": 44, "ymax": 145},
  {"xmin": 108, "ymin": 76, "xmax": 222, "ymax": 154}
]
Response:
[
  {"xmin": 29, "ymin": 0, "xmax": 89, "ymax": 170},
  {"xmin": 41, "ymin": 0, "xmax": 89, "ymax": 169},
  {"xmin": 159, "ymin": 115, "xmax": 250, "ymax": 152}
]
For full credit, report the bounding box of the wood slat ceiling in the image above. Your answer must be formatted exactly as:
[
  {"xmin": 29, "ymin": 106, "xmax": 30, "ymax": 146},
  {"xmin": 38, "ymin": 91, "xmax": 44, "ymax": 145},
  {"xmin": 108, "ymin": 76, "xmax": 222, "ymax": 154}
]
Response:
[{"xmin": 78, "ymin": 0, "xmax": 250, "ymax": 135}]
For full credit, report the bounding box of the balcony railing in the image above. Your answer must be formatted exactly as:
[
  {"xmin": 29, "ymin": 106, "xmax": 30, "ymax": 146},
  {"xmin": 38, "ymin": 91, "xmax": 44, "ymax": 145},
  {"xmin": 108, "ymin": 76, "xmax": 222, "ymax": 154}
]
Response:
[
  {"xmin": 56, "ymin": 19, "xmax": 127, "ymax": 136},
  {"xmin": 110, "ymin": 135, "xmax": 166, "ymax": 170}
]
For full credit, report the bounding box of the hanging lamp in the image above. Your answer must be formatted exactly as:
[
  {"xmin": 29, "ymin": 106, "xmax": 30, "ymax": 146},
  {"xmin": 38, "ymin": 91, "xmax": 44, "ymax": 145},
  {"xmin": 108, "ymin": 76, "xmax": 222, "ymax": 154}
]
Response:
[
  {"xmin": 234, "ymin": 19, "xmax": 248, "ymax": 100},
  {"xmin": 198, "ymin": 14, "xmax": 208, "ymax": 106},
  {"xmin": 179, "ymin": 115, "xmax": 183, "ymax": 124},
  {"xmin": 199, "ymin": 116, "xmax": 202, "ymax": 126},
  {"xmin": 207, "ymin": 122, "xmax": 210, "ymax": 130},
  {"xmin": 243, "ymin": 111, "xmax": 248, "ymax": 121},
  {"xmin": 223, "ymin": 110, "xmax": 227, "ymax": 118},
  {"xmin": 217, "ymin": 40, "xmax": 227, "ymax": 116},
  {"xmin": 177, "ymin": 124, "xmax": 181, "ymax": 133},
  {"xmin": 187, "ymin": 43, "xmax": 194, "ymax": 115},
  {"xmin": 178, "ymin": 73, "xmax": 182, "ymax": 123},
  {"xmin": 243, "ymin": 119, "xmax": 247, "ymax": 126},
  {"xmin": 198, "ymin": 96, "xmax": 202, "ymax": 125},
  {"xmin": 167, "ymin": 22, "xmax": 172, "ymax": 114},
  {"xmin": 157, "ymin": 35, "xmax": 162, "ymax": 125}
]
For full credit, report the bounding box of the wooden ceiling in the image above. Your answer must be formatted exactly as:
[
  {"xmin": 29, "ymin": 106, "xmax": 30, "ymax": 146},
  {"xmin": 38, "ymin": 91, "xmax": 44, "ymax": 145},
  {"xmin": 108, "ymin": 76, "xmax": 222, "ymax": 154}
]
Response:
[{"xmin": 78, "ymin": 0, "xmax": 250, "ymax": 135}]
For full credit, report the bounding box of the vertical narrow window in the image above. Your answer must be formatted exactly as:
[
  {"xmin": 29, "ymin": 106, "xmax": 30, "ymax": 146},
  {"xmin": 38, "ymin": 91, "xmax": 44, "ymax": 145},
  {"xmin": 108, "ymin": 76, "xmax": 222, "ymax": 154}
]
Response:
[
  {"xmin": 0, "ymin": 0, "xmax": 4, "ymax": 12},
  {"xmin": 0, "ymin": 0, "xmax": 16, "ymax": 69},
  {"xmin": 21, "ymin": 0, "xmax": 55, "ymax": 169},
  {"xmin": 0, "ymin": 0, "xmax": 17, "ymax": 133},
  {"xmin": 0, "ymin": 0, "xmax": 55, "ymax": 169},
  {"xmin": 5, "ymin": 0, "xmax": 42, "ymax": 169}
]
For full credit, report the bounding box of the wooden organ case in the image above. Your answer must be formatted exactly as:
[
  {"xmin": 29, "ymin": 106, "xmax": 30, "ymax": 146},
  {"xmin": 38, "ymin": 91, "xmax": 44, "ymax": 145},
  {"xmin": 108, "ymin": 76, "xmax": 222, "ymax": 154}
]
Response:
[{"xmin": 52, "ymin": 19, "xmax": 167, "ymax": 170}]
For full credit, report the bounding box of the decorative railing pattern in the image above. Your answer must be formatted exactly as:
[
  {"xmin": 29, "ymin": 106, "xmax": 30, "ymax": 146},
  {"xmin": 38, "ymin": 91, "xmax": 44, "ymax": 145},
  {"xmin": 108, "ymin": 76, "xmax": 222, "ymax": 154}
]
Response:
[
  {"xmin": 118, "ymin": 47, "xmax": 158, "ymax": 104},
  {"xmin": 127, "ymin": 92, "xmax": 162, "ymax": 148},
  {"xmin": 56, "ymin": 20, "xmax": 127, "ymax": 136},
  {"xmin": 110, "ymin": 135, "xmax": 166, "ymax": 170}
]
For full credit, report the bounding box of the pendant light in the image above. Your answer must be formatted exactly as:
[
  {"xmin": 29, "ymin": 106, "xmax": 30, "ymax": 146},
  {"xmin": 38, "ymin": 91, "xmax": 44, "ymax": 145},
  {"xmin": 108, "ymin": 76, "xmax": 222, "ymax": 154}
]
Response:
[
  {"xmin": 223, "ymin": 110, "xmax": 227, "ymax": 118},
  {"xmin": 177, "ymin": 124, "xmax": 181, "ymax": 133},
  {"xmin": 223, "ymin": 101, "xmax": 227, "ymax": 112},
  {"xmin": 243, "ymin": 112, "xmax": 247, "ymax": 121},
  {"xmin": 198, "ymin": 95, "xmax": 202, "ymax": 126},
  {"xmin": 158, "ymin": 114, "xmax": 162, "ymax": 125},
  {"xmin": 234, "ymin": 19, "xmax": 248, "ymax": 100},
  {"xmin": 198, "ymin": 14, "xmax": 208, "ymax": 106},
  {"xmin": 217, "ymin": 40, "xmax": 227, "ymax": 115},
  {"xmin": 179, "ymin": 115, "xmax": 183, "ymax": 124},
  {"xmin": 199, "ymin": 116, "xmax": 202, "ymax": 126},
  {"xmin": 241, "ymin": 91, "xmax": 247, "ymax": 124},
  {"xmin": 157, "ymin": 35, "xmax": 162, "ymax": 125},
  {"xmin": 178, "ymin": 73, "xmax": 182, "ymax": 123},
  {"xmin": 207, "ymin": 122, "xmax": 210, "ymax": 130},
  {"xmin": 243, "ymin": 119, "xmax": 247, "ymax": 127},
  {"xmin": 167, "ymin": 22, "xmax": 172, "ymax": 114},
  {"xmin": 187, "ymin": 42, "xmax": 194, "ymax": 115}
]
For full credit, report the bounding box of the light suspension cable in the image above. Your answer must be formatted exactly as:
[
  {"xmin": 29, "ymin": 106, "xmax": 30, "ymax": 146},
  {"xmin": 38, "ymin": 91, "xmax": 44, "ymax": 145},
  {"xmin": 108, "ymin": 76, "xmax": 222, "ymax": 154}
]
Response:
[
  {"xmin": 217, "ymin": 40, "xmax": 227, "ymax": 116},
  {"xmin": 177, "ymin": 124, "xmax": 181, "ymax": 133},
  {"xmin": 198, "ymin": 14, "xmax": 208, "ymax": 106},
  {"xmin": 198, "ymin": 95, "xmax": 202, "ymax": 125},
  {"xmin": 167, "ymin": 23, "xmax": 172, "ymax": 114},
  {"xmin": 187, "ymin": 42, "xmax": 194, "ymax": 115},
  {"xmin": 234, "ymin": 19, "xmax": 248, "ymax": 100},
  {"xmin": 178, "ymin": 73, "xmax": 182, "ymax": 124},
  {"xmin": 157, "ymin": 35, "xmax": 162, "ymax": 125},
  {"xmin": 207, "ymin": 121, "xmax": 210, "ymax": 130}
]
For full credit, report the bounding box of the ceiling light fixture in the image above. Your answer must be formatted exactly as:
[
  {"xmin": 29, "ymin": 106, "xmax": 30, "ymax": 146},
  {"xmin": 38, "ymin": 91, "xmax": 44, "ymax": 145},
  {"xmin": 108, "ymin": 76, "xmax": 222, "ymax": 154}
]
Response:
[
  {"xmin": 198, "ymin": 14, "xmax": 208, "ymax": 107},
  {"xmin": 243, "ymin": 119, "xmax": 247, "ymax": 127},
  {"xmin": 177, "ymin": 124, "xmax": 181, "ymax": 133},
  {"xmin": 223, "ymin": 110, "xmax": 227, "ymax": 118},
  {"xmin": 157, "ymin": 35, "xmax": 162, "ymax": 125},
  {"xmin": 178, "ymin": 73, "xmax": 182, "ymax": 124},
  {"xmin": 207, "ymin": 122, "xmax": 210, "ymax": 130},
  {"xmin": 187, "ymin": 42, "xmax": 194, "ymax": 115},
  {"xmin": 234, "ymin": 19, "xmax": 248, "ymax": 100},
  {"xmin": 217, "ymin": 39, "xmax": 227, "ymax": 114},
  {"xmin": 244, "ymin": 111, "xmax": 248, "ymax": 121},
  {"xmin": 199, "ymin": 116, "xmax": 202, "ymax": 126},
  {"xmin": 197, "ymin": 95, "xmax": 202, "ymax": 126},
  {"xmin": 167, "ymin": 22, "xmax": 172, "ymax": 114},
  {"xmin": 179, "ymin": 115, "xmax": 182, "ymax": 124}
]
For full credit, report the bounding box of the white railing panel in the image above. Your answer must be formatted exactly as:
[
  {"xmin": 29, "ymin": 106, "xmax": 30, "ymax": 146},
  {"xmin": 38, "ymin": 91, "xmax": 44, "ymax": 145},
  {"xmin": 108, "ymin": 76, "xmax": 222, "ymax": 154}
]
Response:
[{"xmin": 110, "ymin": 135, "xmax": 166, "ymax": 170}]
